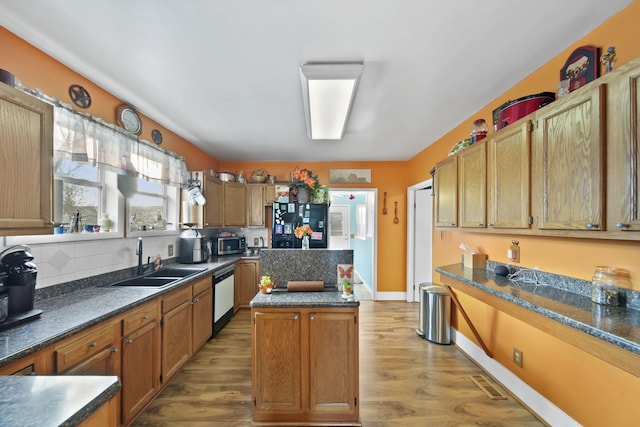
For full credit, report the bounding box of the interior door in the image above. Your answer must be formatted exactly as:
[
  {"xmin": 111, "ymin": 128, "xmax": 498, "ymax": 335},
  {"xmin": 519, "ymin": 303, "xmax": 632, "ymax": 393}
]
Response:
[
  {"xmin": 413, "ymin": 187, "xmax": 433, "ymax": 301},
  {"xmin": 328, "ymin": 205, "xmax": 350, "ymax": 249}
]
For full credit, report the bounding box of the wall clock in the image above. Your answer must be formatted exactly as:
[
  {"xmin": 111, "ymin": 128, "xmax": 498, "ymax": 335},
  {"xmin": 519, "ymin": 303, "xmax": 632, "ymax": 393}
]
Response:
[
  {"xmin": 116, "ymin": 104, "xmax": 142, "ymax": 135},
  {"xmin": 151, "ymin": 129, "xmax": 163, "ymax": 145}
]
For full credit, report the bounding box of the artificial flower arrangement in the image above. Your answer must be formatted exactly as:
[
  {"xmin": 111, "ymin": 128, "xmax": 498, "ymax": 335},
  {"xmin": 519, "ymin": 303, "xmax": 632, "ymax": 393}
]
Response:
[
  {"xmin": 294, "ymin": 224, "xmax": 313, "ymax": 239},
  {"xmin": 259, "ymin": 275, "xmax": 274, "ymax": 294},
  {"xmin": 291, "ymin": 166, "xmax": 320, "ymax": 191}
]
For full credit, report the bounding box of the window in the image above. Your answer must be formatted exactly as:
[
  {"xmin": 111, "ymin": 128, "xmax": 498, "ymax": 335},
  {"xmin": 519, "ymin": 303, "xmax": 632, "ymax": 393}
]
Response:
[
  {"xmin": 128, "ymin": 178, "xmax": 169, "ymax": 232},
  {"xmin": 53, "ymin": 158, "xmax": 103, "ymax": 227}
]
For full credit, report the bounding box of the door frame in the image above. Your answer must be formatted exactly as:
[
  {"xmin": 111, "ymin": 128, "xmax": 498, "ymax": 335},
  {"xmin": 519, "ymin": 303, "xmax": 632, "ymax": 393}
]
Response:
[
  {"xmin": 406, "ymin": 178, "xmax": 433, "ymax": 302},
  {"xmin": 328, "ymin": 188, "xmax": 378, "ymax": 300}
]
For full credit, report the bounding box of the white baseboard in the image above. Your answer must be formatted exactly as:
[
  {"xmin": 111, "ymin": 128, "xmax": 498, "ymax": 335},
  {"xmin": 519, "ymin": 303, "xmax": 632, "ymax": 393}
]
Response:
[
  {"xmin": 374, "ymin": 291, "xmax": 406, "ymax": 301},
  {"xmin": 452, "ymin": 329, "xmax": 581, "ymax": 427}
]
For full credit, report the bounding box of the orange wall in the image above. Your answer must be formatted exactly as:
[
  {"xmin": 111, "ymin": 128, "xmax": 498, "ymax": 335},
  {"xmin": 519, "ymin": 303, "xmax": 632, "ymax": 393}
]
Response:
[
  {"xmin": 0, "ymin": 27, "xmax": 219, "ymax": 172},
  {"xmin": 223, "ymin": 161, "xmax": 409, "ymax": 292},
  {"xmin": 407, "ymin": 2, "xmax": 640, "ymax": 425}
]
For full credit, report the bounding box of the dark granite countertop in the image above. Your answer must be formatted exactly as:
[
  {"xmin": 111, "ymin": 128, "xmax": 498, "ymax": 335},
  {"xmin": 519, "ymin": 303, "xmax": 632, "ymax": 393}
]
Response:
[
  {"xmin": 436, "ymin": 264, "xmax": 640, "ymax": 356},
  {"xmin": 0, "ymin": 375, "xmax": 120, "ymax": 426},
  {"xmin": 250, "ymin": 287, "xmax": 360, "ymax": 308},
  {"xmin": 0, "ymin": 258, "xmax": 238, "ymax": 367}
]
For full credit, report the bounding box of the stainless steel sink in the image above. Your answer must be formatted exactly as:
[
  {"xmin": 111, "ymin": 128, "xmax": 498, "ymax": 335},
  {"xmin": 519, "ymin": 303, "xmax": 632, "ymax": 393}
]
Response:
[
  {"xmin": 146, "ymin": 267, "xmax": 206, "ymax": 278},
  {"xmin": 105, "ymin": 267, "xmax": 206, "ymax": 288},
  {"xmin": 109, "ymin": 277, "xmax": 177, "ymax": 287}
]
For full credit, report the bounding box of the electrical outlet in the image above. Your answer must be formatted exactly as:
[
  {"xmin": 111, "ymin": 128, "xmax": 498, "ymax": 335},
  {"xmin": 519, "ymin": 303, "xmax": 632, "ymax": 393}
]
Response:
[
  {"xmin": 168, "ymin": 244, "xmax": 173, "ymax": 257},
  {"xmin": 254, "ymin": 237, "xmax": 259, "ymax": 246},
  {"xmin": 513, "ymin": 347, "xmax": 523, "ymax": 367}
]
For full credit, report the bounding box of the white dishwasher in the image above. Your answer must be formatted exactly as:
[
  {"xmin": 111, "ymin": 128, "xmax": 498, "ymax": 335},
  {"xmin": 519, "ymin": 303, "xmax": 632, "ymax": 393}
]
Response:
[{"xmin": 213, "ymin": 264, "xmax": 235, "ymax": 337}]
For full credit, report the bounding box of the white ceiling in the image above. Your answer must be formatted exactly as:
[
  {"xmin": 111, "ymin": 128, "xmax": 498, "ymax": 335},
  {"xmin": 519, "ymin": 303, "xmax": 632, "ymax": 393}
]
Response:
[{"xmin": 0, "ymin": 0, "xmax": 632, "ymax": 162}]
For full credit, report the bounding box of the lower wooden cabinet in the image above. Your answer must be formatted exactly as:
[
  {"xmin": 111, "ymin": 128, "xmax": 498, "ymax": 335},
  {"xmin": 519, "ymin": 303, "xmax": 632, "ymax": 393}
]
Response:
[
  {"xmin": 121, "ymin": 300, "xmax": 161, "ymax": 425},
  {"xmin": 162, "ymin": 285, "xmax": 193, "ymax": 383},
  {"xmin": 192, "ymin": 277, "xmax": 213, "ymax": 353},
  {"xmin": 0, "ymin": 348, "xmax": 51, "ymax": 375},
  {"xmin": 251, "ymin": 307, "xmax": 359, "ymax": 424},
  {"xmin": 54, "ymin": 320, "xmax": 121, "ymax": 375},
  {"xmin": 235, "ymin": 259, "xmax": 259, "ymax": 310}
]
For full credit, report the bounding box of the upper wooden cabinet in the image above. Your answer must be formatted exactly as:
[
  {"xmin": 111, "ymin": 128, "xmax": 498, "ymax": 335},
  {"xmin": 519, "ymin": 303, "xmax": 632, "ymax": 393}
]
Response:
[
  {"xmin": 204, "ymin": 175, "xmax": 223, "ymax": 227},
  {"xmin": 532, "ymin": 83, "xmax": 606, "ymax": 231},
  {"xmin": 223, "ymin": 181, "xmax": 247, "ymax": 227},
  {"xmin": 0, "ymin": 82, "xmax": 54, "ymax": 235},
  {"xmin": 434, "ymin": 156, "xmax": 457, "ymax": 228},
  {"xmin": 247, "ymin": 184, "xmax": 265, "ymax": 227},
  {"xmin": 458, "ymin": 142, "xmax": 486, "ymax": 228},
  {"xmin": 182, "ymin": 172, "xmax": 247, "ymax": 228},
  {"xmin": 607, "ymin": 61, "xmax": 640, "ymax": 233},
  {"xmin": 487, "ymin": 120, "xmax": 532, "ymax": 229}
]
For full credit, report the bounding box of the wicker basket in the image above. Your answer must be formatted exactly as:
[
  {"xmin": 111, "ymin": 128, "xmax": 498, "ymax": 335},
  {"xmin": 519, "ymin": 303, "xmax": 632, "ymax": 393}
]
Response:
[{"xmin": 251, "ymin": 168, "xmax": 267, "ymax": 183}]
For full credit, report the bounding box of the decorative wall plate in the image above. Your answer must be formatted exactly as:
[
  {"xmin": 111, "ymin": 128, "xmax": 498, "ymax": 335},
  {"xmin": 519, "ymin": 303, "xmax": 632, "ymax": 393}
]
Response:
[
  {"xmin": 151, "ymin": 129, "xmax": 163, "ymax": 145},
  {"xmin": 68, "ymin": 84, "xmax": 92, "ymax": 108},
  {"xmin": 560, "ymin": 46, "xmax": 599, "ymax": 92}
]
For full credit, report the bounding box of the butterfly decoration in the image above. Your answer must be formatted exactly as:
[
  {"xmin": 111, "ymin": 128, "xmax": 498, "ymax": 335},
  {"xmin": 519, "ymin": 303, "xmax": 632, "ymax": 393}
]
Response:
[{"xmin": 337, "ymin": 264, "xmax": 353, "ymax": 282}]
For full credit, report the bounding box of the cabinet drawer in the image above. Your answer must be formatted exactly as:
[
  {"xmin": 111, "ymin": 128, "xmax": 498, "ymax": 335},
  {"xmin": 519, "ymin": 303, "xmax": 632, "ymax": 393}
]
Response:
[
  {"xmin": 55, "ymin": 321, "xmax": 118, "ymax": 373},
  {"xmin": 192, "ymin": 276, "xmax": 211, "ymax": 296},
  {"xmin": 123, "ymin": 300, "xmax": 160, "ymax": 336},
  {"xmin": 163, "ymin": 285, "xmax": 192, "ymax": 313}
]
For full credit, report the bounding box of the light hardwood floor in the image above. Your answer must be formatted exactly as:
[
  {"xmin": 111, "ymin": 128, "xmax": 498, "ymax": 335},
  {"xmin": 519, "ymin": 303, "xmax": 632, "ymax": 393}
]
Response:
[{"xmin": 133, "ymin": 301, "xmax": 545, "ymax": 426}]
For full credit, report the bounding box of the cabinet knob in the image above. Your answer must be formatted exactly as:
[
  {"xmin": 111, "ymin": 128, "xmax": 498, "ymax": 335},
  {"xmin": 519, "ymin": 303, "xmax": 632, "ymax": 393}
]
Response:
[
  {"xmin": 142, "ymin": 315, "xmax": 149, "ymax": 320},
  {"xmin": 194, "ymin": 297, "xmax": 200, "ymax": 303},
  {"xmin": 616, "ymin": 223, "xmax": 630, "ymax": 229},
  {"xmin": 310, "ymin": 315, "xmax": 315, "ymax": 320},
  {"xmin": 111, "ymin": 348, "xmax": 119, "ymax": 353},
  {"xmin": 586, "ymin": 223, "xmax": 598, "ymax": 229},
  {"xmin": 477, "ymin": 223, "xmax": 484, "ymax": 227},
  {"xmin": 294, "ymin": 315, "xmax": 299, "ymax": 320},
  {"xmin": 89, "ymin": 342, "xmax": 97, "ymax": 348},
  {"xmin": 125, "ymin": 339, "xmax": 133, "ymax": 344},
  {"xmin": 488, "ymin": 223, "xmax": 494, "ymax": 227}
]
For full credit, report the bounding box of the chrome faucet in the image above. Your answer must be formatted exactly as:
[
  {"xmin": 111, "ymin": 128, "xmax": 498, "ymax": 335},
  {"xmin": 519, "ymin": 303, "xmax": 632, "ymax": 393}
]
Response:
[
  {"xmin": 259, "ymin": 236, "xmax": 264, "ymax": 247},
  {"xmin": 136, "ymin": 237, "xmax": 149, "ymax": 276}
]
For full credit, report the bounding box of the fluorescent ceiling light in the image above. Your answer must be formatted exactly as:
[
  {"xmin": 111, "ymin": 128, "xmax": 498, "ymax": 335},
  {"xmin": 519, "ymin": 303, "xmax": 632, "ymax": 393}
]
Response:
[{"xmin": 300, "ymin": 62, "xmax": 363, "ymax": 140}]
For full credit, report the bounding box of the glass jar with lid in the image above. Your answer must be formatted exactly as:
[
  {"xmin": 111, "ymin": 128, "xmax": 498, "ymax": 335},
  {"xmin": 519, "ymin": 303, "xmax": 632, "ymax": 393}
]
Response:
[
  {"xmin": 470, "ymin": 118, "xmax": 489, "ymax": 143},
  {"xmin": 591, "ymin": 266, "xmax": 620, "ymax": 306}
]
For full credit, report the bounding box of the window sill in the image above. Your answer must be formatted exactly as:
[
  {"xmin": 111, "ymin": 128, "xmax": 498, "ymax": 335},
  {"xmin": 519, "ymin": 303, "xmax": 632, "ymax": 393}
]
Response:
[{"xmin": 6, "ymin": 230, "xmax": 125, "ymax": 245}]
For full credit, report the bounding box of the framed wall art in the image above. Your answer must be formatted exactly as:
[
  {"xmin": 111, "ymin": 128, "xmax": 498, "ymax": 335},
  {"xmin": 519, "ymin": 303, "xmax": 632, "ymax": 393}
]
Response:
[
  {"xmin": 560, "ymin": 45, "xmax": 599, "ymax": 92},
  {"xmin": 329, "ymin": 169, "xmax": 371, "ymax": 184}
]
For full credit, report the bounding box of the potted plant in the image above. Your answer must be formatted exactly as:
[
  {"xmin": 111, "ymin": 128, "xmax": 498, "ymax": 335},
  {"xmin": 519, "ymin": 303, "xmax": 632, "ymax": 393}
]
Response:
[{"xmin": 259, "ymin": 275, "xmax": 274, "ymax": 294}]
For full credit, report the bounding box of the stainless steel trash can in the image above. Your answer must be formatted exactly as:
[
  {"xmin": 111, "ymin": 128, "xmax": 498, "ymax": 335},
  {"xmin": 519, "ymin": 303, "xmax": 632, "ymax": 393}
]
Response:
[{"xmin": 417, "ymin": 284, "xmax": 451, "ymax": 345}]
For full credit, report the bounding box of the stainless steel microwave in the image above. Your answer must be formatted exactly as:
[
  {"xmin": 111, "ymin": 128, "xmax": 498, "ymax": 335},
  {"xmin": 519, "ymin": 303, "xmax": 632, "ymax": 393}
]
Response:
[{"xmin": 212, "ymin": 236, "xmax": 246, "ymax": 256}]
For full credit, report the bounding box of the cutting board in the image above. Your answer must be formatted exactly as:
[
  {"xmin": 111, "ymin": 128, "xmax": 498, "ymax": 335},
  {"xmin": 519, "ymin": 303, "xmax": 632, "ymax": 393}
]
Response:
[{"xmin": 287, "ymin": 281, "xmax": 324, "ymax": 292}]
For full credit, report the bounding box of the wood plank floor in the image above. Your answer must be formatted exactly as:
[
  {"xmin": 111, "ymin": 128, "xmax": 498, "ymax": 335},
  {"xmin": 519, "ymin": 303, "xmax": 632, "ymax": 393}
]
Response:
[{"xmin": 133, "ymin": 301, "xmax": 545, "ymax": 426}]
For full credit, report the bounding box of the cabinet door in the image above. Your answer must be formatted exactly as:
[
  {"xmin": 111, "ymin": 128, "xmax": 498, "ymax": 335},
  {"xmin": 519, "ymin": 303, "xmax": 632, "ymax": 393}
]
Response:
[
  {"xmin": 458, "ymin": 142, "xmax": 487, "ymax": 228},
  {"xmin": 63, "ymin": 346, "xmax": 119, "ymax": 376},
  {"xmin": 235, "ymin": 259, "xmax": 259, "ymax": 309},
  {"xmin": 204, "ymin": 175, "xmax": 223, "ymax": 227},
  {"xmin": 192, "ymin": 287, "xmax": 213, "ymax": 353},
  {"xmin": 121, "ymin": 320, "xmax": 161, "ymax": 425},
  {"xmin": 162, "ymin": 300, "xmax": 193, "ymax": 382},
  {"xmin": 487, "ymin": 120, "xmax": 532, "ymax": 229},
  {"xmin": 264, "ymin": 184, "xmax": 277, "ymax": 206},
  {"xmin": 434, "ymin": 156, "xmax": 458, "ymax": 227},
  {"xmin": 247, "ymin": 185, "xmax": 265, "ymax": 226},
  {"xmin": 534, "ymin": 84, "xmax": 606, "ymax": 230},
  {"xmin": 0, "ymin": 83, "xmax": 53, "ymax": 234},
  {"xmin": 308, "ymin": 311, "xmax": 359, "ymax": 419},
  {"xmin": 608, "ymin": 66, "xmax": 640, "ymax": 233},
  {"xmin": 54, "ymin": 321, "xmax": 120, "ymax": 374},
  {"xmin": 223, "ymin": 182, "xmax": 247, "ymax": 227},
  {"xmin": 252, "ymin": 310, "xmax": 302, "ymax": 418}
]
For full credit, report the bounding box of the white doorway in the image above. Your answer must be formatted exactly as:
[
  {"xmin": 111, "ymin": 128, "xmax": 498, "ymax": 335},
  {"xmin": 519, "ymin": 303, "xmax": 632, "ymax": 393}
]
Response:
[
  {"xmin": 329, "ymin": 189, "xmax": 377, "ymax": 300},
  {"xmin": 328, "ymin": 205, "xmax": 350, "ymax": 249},
  {"xmin": 407, "ymin": 179, "xmax": 433, "ymax": 302}
]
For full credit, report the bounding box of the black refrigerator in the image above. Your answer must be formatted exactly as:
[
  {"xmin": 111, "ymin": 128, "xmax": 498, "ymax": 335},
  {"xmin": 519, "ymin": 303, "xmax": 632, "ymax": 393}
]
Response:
[{"xmin": 272, "ymin": 202, "xmax": 328, "ymax": 248}]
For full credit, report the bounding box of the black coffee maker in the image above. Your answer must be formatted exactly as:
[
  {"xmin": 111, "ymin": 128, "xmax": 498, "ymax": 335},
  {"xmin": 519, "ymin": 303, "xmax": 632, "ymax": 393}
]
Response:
[{"xmin": 0, "ymin": 245, "xmax": 42, "ymax": 330}]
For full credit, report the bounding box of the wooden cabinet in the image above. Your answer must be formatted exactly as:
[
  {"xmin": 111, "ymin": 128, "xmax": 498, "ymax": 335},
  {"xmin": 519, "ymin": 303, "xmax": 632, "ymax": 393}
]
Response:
[
  {"xmin": 0, "ymin": 82, "xmax": 54, "ymax": 235},
  {"xmin": 607, "ymin": 62, "xmax": 640, "ymax": 233},
  {"xmin": 121, "ymin": 300, "xmax": 161, "ymax": 425},
  {"xmin": 192, "ymin": 277, "xmax": 213, "ymax": 353},
  {"xmin": 161, "ymin": 285, "xmax": 193, "ymax": 383},
  {"xmin": 247, "ymin": 184, "xmax": 266, "ymax": 226},
  {"xmin": 458, "ymin": 142, "xmax": 486, "ymax": 228},
  {"xmin": 251, "ymin": 306, "xmax": 359, "ymax": 424},
  {"xmin": 204, "ymin": 174, "xmax": 223, "ymax": 227},
  {"xmin": 0, "ymin": 348, "xmax": 51, "ymax": 375},
  {"xmin": 532, "ymin": 83, "xmax": 606, "ymax": 231},
  {"xmin": 264, "ymin": 184, "xmax": 277, "ymax": 206},
  {"xmin": 54, "ymin": 320, "xmax": 120, "ymax": 376},
  {"xmin": 223, "ymin": 181, "xmax": 247, "ymax": 227},
  {"xmin": 235, "ymin": 259, "xmax": 259, "ymax": 310},
  {"xmin": 487, "ymin": 120, "xmax": 532, "ymax": 229},
  {"xmin": 434, "ymin": 156, "xmax": 458, "ymax": 227}
]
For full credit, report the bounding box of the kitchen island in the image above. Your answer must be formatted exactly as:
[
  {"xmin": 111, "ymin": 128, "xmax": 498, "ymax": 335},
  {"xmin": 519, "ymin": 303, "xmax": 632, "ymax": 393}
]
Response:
[{"xmin": 250, "ymin": 289, "xmax": 360, "ymax": 426}]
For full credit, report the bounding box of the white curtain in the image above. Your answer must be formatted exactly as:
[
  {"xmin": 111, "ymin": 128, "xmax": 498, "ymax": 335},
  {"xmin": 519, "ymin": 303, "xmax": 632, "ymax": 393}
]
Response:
[{"xmin": 21, "ymin": 86, "xmax": 188, "ymax": 187}]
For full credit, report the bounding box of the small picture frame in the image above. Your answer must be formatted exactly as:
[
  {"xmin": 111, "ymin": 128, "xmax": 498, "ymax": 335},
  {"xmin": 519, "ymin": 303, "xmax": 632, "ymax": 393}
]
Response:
[{"xmin": 560, "ymin": 46, "xmax": 599, "ymax": 93}]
